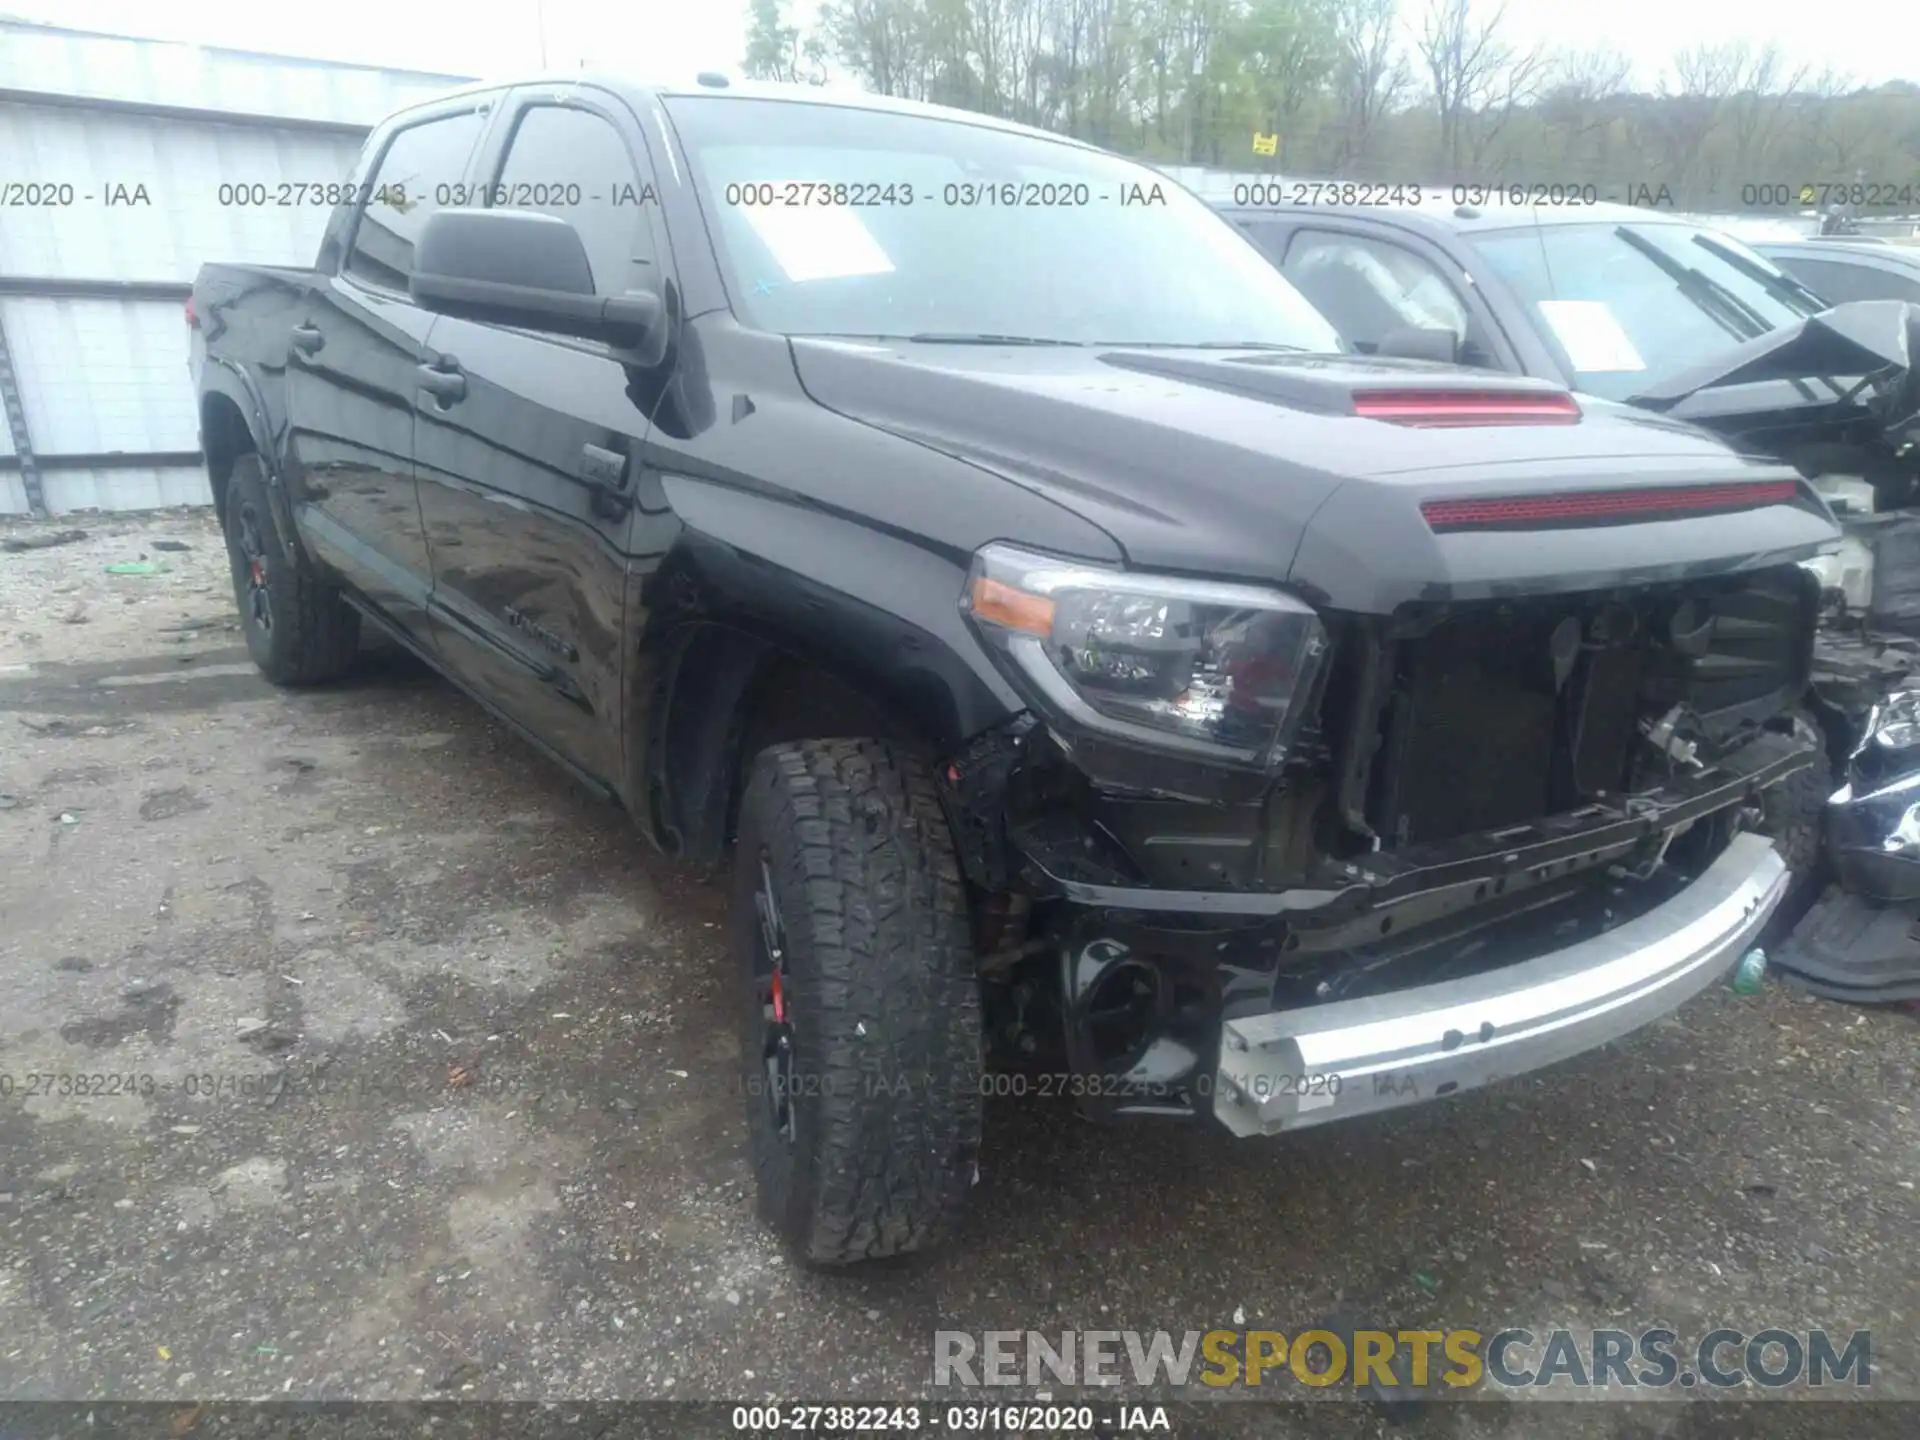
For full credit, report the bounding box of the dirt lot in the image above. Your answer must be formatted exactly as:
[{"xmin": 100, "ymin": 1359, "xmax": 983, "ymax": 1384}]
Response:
[{"xmin": 1, "ymin": 511, "xmax": 1915, "ymax": 1437}]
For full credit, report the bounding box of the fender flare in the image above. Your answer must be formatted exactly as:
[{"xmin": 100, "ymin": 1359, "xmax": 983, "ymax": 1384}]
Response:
[{"xmin": 198, "ymin": 360, "xmax": 302, "ymax": 557}]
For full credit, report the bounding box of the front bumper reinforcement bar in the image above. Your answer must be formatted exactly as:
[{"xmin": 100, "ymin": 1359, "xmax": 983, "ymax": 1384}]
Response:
[{"xmin": 1213, "ymin": 831, "xmax": 1788, "ymax": 1136}]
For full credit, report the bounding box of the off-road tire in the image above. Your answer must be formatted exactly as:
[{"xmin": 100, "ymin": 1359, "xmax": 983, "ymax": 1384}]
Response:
[
  {"xmin": 1755, "ymin": 712, "xmax": 1835, "ymax": 945},
  {"xmin": 223, "ymin": 453, "xmax": 360, "ymax": 685},
  {"xmin": 1761, "ymin": 750, "xmax": 1831, "ymax": 886},
  {"xmin": 732, "ymin": 739, "xmax": 984, "ymax": 1266}
]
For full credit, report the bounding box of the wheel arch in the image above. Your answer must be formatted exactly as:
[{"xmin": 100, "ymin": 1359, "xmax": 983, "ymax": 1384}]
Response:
[
  {"xmin": 199, "ymin": 390, "xmax": 257, "ymax": 528},
  {"xmin": 643, "ymin": 620, "xmax": 981, "ymax": 865},
  {"xmin": 641, "ymin": 602, "xmax": 1036, "ymax": 864}
]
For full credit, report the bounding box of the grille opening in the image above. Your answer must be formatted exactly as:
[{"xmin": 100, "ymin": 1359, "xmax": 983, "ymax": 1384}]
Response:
[{"xmin": 1357, "ymin": 569, "xmax": 1815, "ymax": 850}]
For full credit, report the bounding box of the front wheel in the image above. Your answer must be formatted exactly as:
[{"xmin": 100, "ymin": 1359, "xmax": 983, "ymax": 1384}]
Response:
[
  {"xmin": 1760, "ymin": 713, "xmax": 1834, "ymax": 889},
  {"xmin": 731, "ymin": 739, "xmax": 984, "ymax": 1266}
]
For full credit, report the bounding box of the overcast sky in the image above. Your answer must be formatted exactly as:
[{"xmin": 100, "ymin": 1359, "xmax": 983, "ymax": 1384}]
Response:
[{"xmin": 14, "ymin": 0, "xmax": 1918, "ymax": 90}]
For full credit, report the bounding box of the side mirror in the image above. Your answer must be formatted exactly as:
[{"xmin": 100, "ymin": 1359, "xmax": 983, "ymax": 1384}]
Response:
[
  {"xmin": 410, "ymin": 209, "xmax": 659, "ymax": 347},
  {"xmin": 1377, "ymin": 325, "xmax": 1461, "ymax": 364}
]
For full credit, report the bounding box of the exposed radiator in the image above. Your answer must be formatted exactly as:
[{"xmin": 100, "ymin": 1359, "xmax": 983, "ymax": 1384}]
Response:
[{"xmin": 1375, "ymin": 614, "xmax": 1557, "ymax": 846}]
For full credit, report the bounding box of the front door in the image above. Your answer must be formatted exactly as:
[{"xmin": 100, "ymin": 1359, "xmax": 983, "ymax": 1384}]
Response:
[
  {"xmin": 1280, "ymin": 226, "xmax": 1499, "ymax": 366},
  {"xmin": 413, "ymin": 87, "xmax": 674, "ymax": 785}
]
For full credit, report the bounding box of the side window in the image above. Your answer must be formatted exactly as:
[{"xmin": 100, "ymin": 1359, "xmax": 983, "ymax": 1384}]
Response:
[
  {"xmin": 491, "ymin": 105, "xmax": 657, "ymax": 297},
  {"xmin": 343, "ymin": 110, "xmax": 489, "ymax": 291},
  {"xmin": 1773, "ymin": 256, "xmax": 1920, "ymax": 306},
  {"xmin": 1283, "ymin": 230, "xmax": 1473, "ymax": 355}
]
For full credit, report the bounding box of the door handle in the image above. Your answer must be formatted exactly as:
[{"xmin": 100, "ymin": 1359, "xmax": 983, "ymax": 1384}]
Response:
[
  {"xmin": 579, "ymin": 443, "xmax": 630, "ymax": 493},
  {"xmin": 290, "ymin": 323, "xmax": 324, "ymax": 355},
  {"xmin": 417, "ymin": 359, "xmax": 466, "ymax": 405}
]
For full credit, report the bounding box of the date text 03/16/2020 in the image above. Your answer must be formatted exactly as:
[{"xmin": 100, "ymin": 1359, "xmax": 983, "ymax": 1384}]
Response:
[{"xmin": 729, "ymin": 1404, "xmax": 1174, "ymax": 1434}]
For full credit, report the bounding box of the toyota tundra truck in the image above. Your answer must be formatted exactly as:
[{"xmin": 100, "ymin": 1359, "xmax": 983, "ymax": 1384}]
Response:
[{"xmin": 191, "ymin": 74, "xmax": 1836, "ymax": 1265}]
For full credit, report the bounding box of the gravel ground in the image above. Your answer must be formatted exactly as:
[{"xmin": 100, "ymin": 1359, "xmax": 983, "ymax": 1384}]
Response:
[{"xmin": 1, "ymin": 510, "xmax": 1915, "ymax": 1439}]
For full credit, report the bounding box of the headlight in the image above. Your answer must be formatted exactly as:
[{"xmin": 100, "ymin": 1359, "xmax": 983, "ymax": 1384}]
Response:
[{"xmin": 961, "ymin": 542, "xmax": 1329, "ymax": 770}]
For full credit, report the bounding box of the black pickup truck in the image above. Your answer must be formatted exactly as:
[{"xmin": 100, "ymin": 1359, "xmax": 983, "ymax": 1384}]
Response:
[{"xmin": 193, "ymin": 76, "xmax": 1837, "ymax": 1266}]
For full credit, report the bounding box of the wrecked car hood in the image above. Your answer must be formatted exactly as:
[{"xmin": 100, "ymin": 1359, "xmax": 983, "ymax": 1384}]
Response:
[
  {"xmin": 1628, "ymin": 299, "xmax": 1920, "ymax": 457},
  {"xmin": 791, "ymin": 340, "xmax": 1838, "ymax": 611}
]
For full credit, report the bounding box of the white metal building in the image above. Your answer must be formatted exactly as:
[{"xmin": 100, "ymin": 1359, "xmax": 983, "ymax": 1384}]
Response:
[{"xmin": 0, "ymin": 19, "xmax": 472, "ymax": 515}]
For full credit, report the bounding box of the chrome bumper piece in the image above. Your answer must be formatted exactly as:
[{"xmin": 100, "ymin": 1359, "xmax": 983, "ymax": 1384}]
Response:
[{"xmin": 1213, "ymin": 832, "xmax": 1789, "ymax": 1137}]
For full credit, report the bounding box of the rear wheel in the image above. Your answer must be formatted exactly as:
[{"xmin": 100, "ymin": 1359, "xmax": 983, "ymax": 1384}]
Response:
[
  {"xmin": 731, "ymin": 739, "xmax": 984, "ymax": 1266},
  {"xmin": 223, "ymin": 454, "xmax": 360, "ymax": 686}
]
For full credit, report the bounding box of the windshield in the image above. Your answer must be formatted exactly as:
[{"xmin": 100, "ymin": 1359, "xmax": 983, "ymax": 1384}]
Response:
[
  {"xmin": 661, "ymin": 95, "xmax": 1343, "ymax": 350},
  {"xmin": 1469, "ymin": 222, "xmax": 1826, "ymax": 401}
]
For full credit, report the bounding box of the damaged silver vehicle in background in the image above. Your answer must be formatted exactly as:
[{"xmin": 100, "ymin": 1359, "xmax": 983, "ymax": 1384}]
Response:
[{"xmin": 1627, "ymin": 295, "xmax": 1920, "ymax": 1002}]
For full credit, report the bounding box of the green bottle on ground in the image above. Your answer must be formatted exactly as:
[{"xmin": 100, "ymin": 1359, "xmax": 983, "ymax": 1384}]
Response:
[{"xmin": 1732, "ymin": 947, "xmax": 1767, "ymax": 995}]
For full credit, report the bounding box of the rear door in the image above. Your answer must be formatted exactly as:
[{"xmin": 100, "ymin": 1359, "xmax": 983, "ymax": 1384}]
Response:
[
  {"xmin": 412, "ymin": 85, "xmax": 674, "ymax": 785},
  {"xmin": 284, "ymin": 97, "xmax": 497, "ymax": 641}
]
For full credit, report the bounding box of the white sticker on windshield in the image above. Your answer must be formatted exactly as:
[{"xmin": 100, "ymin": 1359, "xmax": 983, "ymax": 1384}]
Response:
[
  {"xmin": 1536, "ymin": 299, "xmax": 1646, "ymax": 373},
  {"xmin": 737, "ymin": 193, "xmax": 896, "ymax": 283}
]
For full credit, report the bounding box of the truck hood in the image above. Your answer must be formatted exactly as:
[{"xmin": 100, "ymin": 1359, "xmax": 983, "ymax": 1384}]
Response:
[{"xmin": 791, "ymin": 338, "xmax": 1839, "ymax": 612}]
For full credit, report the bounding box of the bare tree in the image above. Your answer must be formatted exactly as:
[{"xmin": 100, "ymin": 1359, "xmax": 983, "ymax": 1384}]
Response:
[
  {"xmin": 1238, "ymin": 0, "xmax": 1340, "ymax": 166},
  {"xmin": 1537, "ymin": 44, "xmax": 1631, "ymax": 176},
  {"xmin": 806, "ymin": 0, "xmax": 1920, "ymax": 204},
  {"xmin": 1418, "ymin": 0, "xmax": 1520, "ymax": 174},
  {"xmin": 820, "ymin": 0, "xmax": 925, "ymax": 97},
  {"xmin": 1802, "ymin": 66, "xmax": 1878, "ymax": 175},
  {"xmin": 1460, "ymin": 37, "xmax": 1548, "ymax": 168},
  {"xmin": 1417, "ymin": 0, "xmax": 1545, "ymax": 175},
  {"xmin": 1718, "ymin": 41, "xmax": 1809, "ymax": 180},
  {"xmin": 1649, "ymin": 41, "xmax": 1742, "ymax": 191},
  {"xmin": 1329, "ymin": 0, "xmax": 1408, "ymax": 172}
]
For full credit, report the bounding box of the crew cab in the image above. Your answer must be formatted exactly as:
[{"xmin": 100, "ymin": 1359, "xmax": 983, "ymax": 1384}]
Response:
[{"xmin": 193, "ymin": 78, "xmax": 1835, "ymax": 1265}]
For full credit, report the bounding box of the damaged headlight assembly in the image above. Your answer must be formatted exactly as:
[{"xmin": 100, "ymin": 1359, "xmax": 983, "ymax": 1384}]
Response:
[
  {"xmin": 961, "ymin": 542, "xmax": 1329, "ymax": 775},
  {"xmin": 1825, "ymin": 690, "xmax": 1920, "ymax": 902}
]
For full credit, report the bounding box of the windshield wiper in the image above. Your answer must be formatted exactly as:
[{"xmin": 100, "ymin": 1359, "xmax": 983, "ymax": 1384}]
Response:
[
  {"xmin": 1612, "ymin": 226, "xmax": 1770, "ymax": 342},
  {"xmin": 1689, "ymin": 233, "xmax": 1830, "ymax": 318},
  {"xmin": 904, "ymin": 332, "xmax": 1085, "ymax": 346}
]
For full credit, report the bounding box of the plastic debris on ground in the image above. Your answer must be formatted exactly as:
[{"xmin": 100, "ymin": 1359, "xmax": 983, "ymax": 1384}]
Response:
[{"xmin": 3, "ymin": 529, "xmax": 88, "ymax": 553}]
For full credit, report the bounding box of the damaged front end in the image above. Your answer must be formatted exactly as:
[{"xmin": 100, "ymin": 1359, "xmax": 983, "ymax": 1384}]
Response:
[
  {"xmin": 1629, "ymin": 297, "xmax": 1920, "ymax": 1003},
  {"xmin": 1627, "ymin": 298, "xmax": 1920, "ymax": 482},
  {"xmin": 1630, "ymin": 299, "xmax": 1920, "ymax": 750},
  {"xmin": 1776, "ymin": 691, "xmax": 1920, "ymax": 1003},
  {"xmin": 944, "ymin": 559, "xmax": 1825, "ymax": 1133}
]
